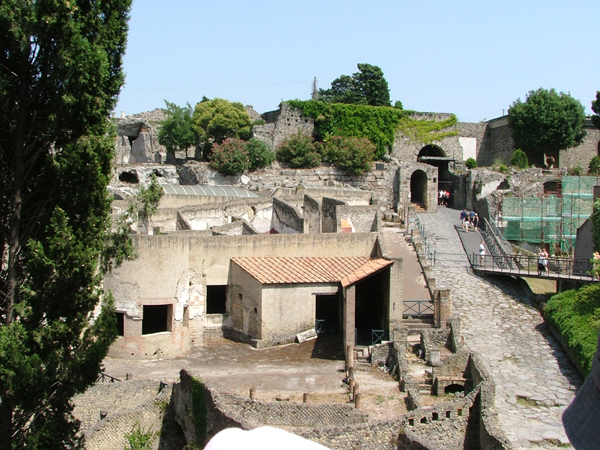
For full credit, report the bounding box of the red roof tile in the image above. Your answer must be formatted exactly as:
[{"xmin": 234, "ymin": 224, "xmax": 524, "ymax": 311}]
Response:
[{"xmin": 231, "ymin": 257, "xmax": 393, "ymax": 287}]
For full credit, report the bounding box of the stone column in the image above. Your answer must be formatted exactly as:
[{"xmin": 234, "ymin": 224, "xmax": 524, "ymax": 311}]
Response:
[{"xmin": 343, "ymin": 285, "xmax": 356, "ymax": 352}]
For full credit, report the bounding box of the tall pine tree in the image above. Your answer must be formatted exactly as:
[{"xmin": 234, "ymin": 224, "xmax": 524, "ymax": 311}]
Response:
[{"xmin": 0, "ymin": 1, "xmax": 132, "ymax": 447}]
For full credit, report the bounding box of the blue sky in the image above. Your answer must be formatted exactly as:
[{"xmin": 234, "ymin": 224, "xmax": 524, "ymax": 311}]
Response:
[{"xmin": 115, "ymin": 0, "xmax": 599, "ymax": 122}]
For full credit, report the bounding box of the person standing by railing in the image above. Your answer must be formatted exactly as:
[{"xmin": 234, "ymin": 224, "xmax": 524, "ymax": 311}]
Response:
[{"xmin": 479, "ymin": 242, "xmax": 486, "ymax": 267}]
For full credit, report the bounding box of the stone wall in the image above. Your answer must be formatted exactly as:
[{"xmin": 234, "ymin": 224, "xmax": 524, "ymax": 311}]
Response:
[
  {"xmin": 104, "ymin": 232, "xmax": 380, "ymax": 357},
  {"xmin": 271, "ymin": 197, "xmax": 304, "ymax": 233}
]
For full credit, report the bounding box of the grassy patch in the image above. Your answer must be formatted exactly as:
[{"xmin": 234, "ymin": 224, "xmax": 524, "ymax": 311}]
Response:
[{"xmin": 544, "ymin": 284, "xmax": 600, "ymax": 376}]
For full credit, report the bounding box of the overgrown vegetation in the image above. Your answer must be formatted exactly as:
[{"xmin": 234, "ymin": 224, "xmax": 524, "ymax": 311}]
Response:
[
  {"xmin": 544, "ymin": 284, "xmax": 600, "ymax": 375},
  {"xmin": 589, "ymin": 156, "xmax": 600, "ymax": 176},
  {"xmin": 396, "ymin": 114, "xmax": 458, "ymax": 145},
  {"xmin": 286, "ymin": 100, "xmax": 457, "ymax": 159},
  {"xmin": 158, "ymin": 100, "xmax": 196, "ymax": 163},
  {"xmin": 123, "ymin": 423, "xmax": 159, "ymax": 450},
  {"xmin": 509, "ymin": 149, "xmax": 529, "ymax": 169},
  {"xmin": 465, "ymin": 158, "xmax": 477, "ymax": 169},
  {"xmin": 323, "ymin": 135, "xmax": 375, "ymax": 175},
  {"xmin": 318, "ymin": 63, "xmax": 392, "ymax": 107},
  {"xmin": 209, "ymin": 138, "xmax": 251, "ymax": 175},
  {"xmin": 508, "ymin": 88, "xmax": 586, "ymax": 166},
  {"xmin": 276, "ymin": 131, "xmax": 322, "ymax": 168},
  {"xmin": 209, "ymin": 138, "xmax": 275, "ymax": 176}
]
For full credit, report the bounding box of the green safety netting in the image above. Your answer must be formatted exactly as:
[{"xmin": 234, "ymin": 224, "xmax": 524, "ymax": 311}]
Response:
[{"xmin": 500, "ymin": 176, "xmax": 597, "ymax": 251}]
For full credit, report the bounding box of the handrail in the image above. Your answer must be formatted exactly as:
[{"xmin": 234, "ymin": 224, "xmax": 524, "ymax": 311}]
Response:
[
  {"xmin": 470, "ymin": 252, "xmax": 593, "ymax": 280},
  {"xmin": 98, "ymin": 372, "xmax": 122, "ymax": 383},
  {"xmin": 414, "ymin": 215, "xmax": 436, "ymax": 267},
  {"xmin": 480, "ymin": 218, "xmax": 512, "ymax": 269}
]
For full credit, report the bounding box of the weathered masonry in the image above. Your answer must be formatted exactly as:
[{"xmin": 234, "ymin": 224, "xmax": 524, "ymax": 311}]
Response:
[{"xmin": 103, "ymin": 232, "xmax": 404, "ymax": 357}]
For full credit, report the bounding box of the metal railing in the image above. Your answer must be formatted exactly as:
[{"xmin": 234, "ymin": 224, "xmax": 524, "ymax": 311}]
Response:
[
  {"xmin": 480, "ymin": 218, "xmax": 512, "ymax": 269},
  {"xmin": 403, "ymin": 300, "xmax": 434, "ymax": 316},
  {"xmin": 316, "ymin": 319, "xmax": 338, "ymax": 334},
  {"xmin": 413, "ymin": 215, "xmax": 436, "ymax": 267},
  {"xmin": 98, "ymin": 372, "xmax": 121, "ymax": 383},
  {"xmin": 469, "ymin": 252, "xmax": 593, "ymax": 280},
  {"xmin": 371, "ymin": 329, "xmax": 386, "ymax": 345}
]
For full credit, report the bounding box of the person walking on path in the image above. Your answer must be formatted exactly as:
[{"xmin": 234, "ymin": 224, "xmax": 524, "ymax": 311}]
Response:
[
  {"xmin": 479, "ymin": 241, "xmax": 486, "ymax": 267},
  {"xmin": 460, "ymin": 209, "xmax": 467, "ymax": 230}
]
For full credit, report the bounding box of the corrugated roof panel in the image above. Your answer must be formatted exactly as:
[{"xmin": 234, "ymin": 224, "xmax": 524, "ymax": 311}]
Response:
[{"xmin": 160, "ymin": 184, "xmax": 258, "ymax": 198}]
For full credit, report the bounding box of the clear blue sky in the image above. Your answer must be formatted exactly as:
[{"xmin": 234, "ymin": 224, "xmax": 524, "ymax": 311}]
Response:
[{"xmin": 115, "ymin": 0, "xmax": 599, "ymax": 122}]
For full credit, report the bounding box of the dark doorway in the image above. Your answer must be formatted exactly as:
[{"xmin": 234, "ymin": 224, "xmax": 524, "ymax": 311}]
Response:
[
  {"xmin": 142, "ymin": 305, "xmax": 172, "ymax": 335},
  {"xmin": 417, "ymin": 145, "xmax": 454, "ymax": 206},
  {"xmin": 355, "ymin": 269, "xmax": 388, "ymax": 346},
  {"xmin": 410, "ymin": 170, "xmax": 428, "ymax": 205},
  {"xmin": 207, "ymin": 285, "xmax": 227, "ymax": 314},
  {"xmin": 116, "ymin": 312, "xmax": 124, "ymax": 336},
  {"xmin": 316, "ymin": 294, "xmax": 339, "ymax": 333}
]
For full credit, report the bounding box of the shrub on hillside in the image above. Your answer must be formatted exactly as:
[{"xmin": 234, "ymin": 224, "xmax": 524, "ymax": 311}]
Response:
[
  {"xmin": 509, "ymin": 149, "xmax": 528, "ymax": 169},
  {"xmin": 276, "ymin": 132, "xmax": 321, "ymax": 168},
  {"xmin": 465, "ymin": 158, "xmax": 477, "ymax": 169},
  {"xmin": 544, "ymin": 284, "xmax": 600, "ymax": 375},
  {"xmin": 246, "ymin": 138, "xmax": 274, "ymax": 171},
  {"xmin": 589, "ymin": 156, "xmax": 600, "ymax": 176},
  {"xmin": 209, "ymin": 138, "xmax": 250, "ymax": 175},
  {"xmin": 324, "ymin": 135, "xmax": 375, "ymax": 175}
]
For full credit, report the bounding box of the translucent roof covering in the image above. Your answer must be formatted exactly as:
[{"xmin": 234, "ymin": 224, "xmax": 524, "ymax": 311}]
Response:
[
  {"xmin": 298, "ymin": 184, "xmax": 362, "ymax": 192},
  {"xmin": 161, "ymin": 184, "xmax": 258, "ymax": 198}
]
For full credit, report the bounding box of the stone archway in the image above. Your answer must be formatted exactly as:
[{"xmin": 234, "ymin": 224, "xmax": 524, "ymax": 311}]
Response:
[
  {"xmin": 417, "ymin": 145, "xmax": 453, "ymax": 206},
  {"xmin": 410, "ymin": 170, "xmax": 428, "ymax": 208}
]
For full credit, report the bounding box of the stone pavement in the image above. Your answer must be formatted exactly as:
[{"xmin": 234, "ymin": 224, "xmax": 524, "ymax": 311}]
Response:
[{"xmin": 417, "ymin": 207, "xmax": 582, "ymax": 450}]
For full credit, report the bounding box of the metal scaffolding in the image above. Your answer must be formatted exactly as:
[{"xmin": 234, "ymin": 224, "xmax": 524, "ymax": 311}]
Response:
[{"xmin": 499, "ymin": 176, "xmax": 597, "ymax": 252}]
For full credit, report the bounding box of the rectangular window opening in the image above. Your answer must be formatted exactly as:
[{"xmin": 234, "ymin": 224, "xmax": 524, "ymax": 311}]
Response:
[
  {"xmin": 116, "ymin": 312, "xmax": 124, "ymax": 336},
  {"xmin": 207, "ymin": 285, "xmax": 227, "ymax": 314},
  {"xmin": 142, "ymin": 304, "xmax": 172, "ymax": 335}
]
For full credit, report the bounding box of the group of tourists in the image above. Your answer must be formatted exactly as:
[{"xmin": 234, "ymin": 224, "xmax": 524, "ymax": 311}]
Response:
[
  {"xmin": 459, "ymin": 209, "xmax": 479, "ymax": 232},
  {"xmin": 438, "ymin": 190, "xmax": 451, "ymax": 206}
]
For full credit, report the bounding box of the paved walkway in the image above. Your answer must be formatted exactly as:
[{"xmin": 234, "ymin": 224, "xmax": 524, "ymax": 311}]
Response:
[{"xmin": 417, "ymin": 207, "xmax": 581, "ymax": 450}]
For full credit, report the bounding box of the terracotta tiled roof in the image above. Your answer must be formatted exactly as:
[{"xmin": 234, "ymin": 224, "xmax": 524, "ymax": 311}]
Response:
[{"xmin": 231, "ymin": 257, "xmax": 393, "ymax": 287}]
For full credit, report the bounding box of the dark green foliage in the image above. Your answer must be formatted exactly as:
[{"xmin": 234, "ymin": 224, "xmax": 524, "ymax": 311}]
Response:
[
  {"xmin": 191, "ymin": 378, "xmax": 207, "ymax": 446},
  {"xmin": 592, "ymin": 91, "xmax": 600, "ymax": 130},
  {"xmin": 246, "ymin": 139, "xmax": 275, "ymax": 171},
  {"xmin": 592, "ymin": 199, "xmax": 600, "ymax": 253},
  {"xmin": 0, "ymin": 1, "xmax": 133, "ymax": 447},
  {"xmin": 544, "ymin": 285, "xmax": 600, "ymax": 375},
  {"xmin": 509, "ymin": 149, "xmax": 529, "ymax": 169},
  {"xmin": 209, "ymin": 138, "xmax": 251, "ymax": 175},
  {"xmin": 589, "ymin": 156, "xmax": 600, "ymax": 176},
  {"xmin": 287, "ymin": 100, "xmax": 404, "ymax": 158},
  {"xmin": 131, "ymin": 175, "xmax": 163, "ymax": 232},
  {"xmin": 323, "ymin": 136, "xmax": 375, "ymax": 175},
  {"xmin": 192, "ymin": 98, "xmax": 252, "ymax": 158},
  {"xmin": 276, "ymin": 132, "xmax": 322, "ymax": 168},
  {"xmin": 318, "ymin": 63, "xmax": 391, "ymax": 106},
  {"xmin": 465, "ymin": 158, "xmax": 477, "ymax": 169},
  {"xmin": 158, "ymin": 100, "xmax": 196, "ymax": 163},
  {"xmin": 508, "ymin": 88, "xmax": 587, "ymax": 166}
]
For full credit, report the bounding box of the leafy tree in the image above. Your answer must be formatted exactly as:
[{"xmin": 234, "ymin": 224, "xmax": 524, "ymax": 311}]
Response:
[
  {"xmin": 318, "ymin": 64, "xmax": 391, "ymax": 106},
  {"xmin": 509, "ymin": 149, "xmax": 529, "ymax": 169},
  {"xmin": 589, "ymin": 156, "xmax": 600, "ymax": 176},
  {"xmin": 191, "ymin": 98, "xmax": 252, "ymax": 158},
  {"xmin": 0, "ymin": 1, "xmax": 132, "ymax": 448},
  {"xmin": 324, "ymin": 136, "xmax": 375, "ymax": 175},
  {"xmin": 508, "ymin": 88, "xmax": 586, "ymax": 166},
  {"xmin": 158, "ymin": 100, "xmax": 196, "ymax": 164},
  {"xmin": 465, "ymin": 158, "xmax": 477, "ymax": 169},
  {"xmin": 276, "ymin": 132, "xmax": 322, "ymax": 168},
  {"xmin": 246, "ymin": 139, "xmax": 275, "ymax": 171},
  {"xmin": 592, "ymin": 91, "xmax": 600, "ymax": 130},
  {"xmin": 209, "ymin": 138, "xmax": 250, "ymax": 176},
  {"xmin": 129, "ymin": 175, "xmax": 164, "ymax": 234}
]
